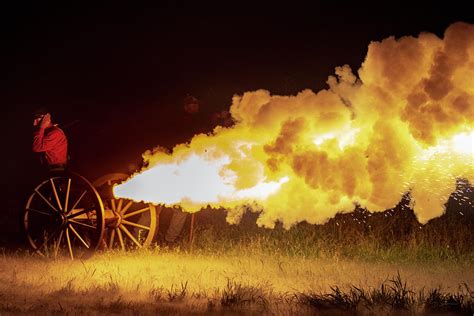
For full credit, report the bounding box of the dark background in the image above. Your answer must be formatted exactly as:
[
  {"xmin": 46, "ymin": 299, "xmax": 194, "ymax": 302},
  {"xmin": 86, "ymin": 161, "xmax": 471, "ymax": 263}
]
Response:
[{"xmin": 1, "ymin": 3, "xmax": 473, "ymax": 237}]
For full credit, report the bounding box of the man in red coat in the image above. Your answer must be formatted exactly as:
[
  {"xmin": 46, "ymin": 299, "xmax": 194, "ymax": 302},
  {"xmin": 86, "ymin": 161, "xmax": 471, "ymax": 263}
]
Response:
[{"xmin": 32, "ymin": 108, "xmax": 68, "ymax": 170}]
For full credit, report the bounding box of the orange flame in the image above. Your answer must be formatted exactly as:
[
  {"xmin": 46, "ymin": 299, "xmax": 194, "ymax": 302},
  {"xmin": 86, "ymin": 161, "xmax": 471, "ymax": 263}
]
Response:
[
  {"xmin": 114, "ymin": 151, "xmax": 289, "ymax": 212},
  {"xmin": 114, "ymin": 22, "xmax": 473, "ymax": 227}
]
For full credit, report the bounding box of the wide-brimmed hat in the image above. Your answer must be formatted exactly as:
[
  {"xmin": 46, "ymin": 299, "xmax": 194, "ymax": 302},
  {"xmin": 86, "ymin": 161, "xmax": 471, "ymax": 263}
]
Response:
[{"xmin": 33, "ymin": 106, "xmax": 49, "ymax": 119}]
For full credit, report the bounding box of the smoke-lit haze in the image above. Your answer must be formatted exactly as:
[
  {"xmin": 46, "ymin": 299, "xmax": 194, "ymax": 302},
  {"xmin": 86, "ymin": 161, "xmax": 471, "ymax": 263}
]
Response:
[{"xmin": 115, "ymin": 22, "xmax": 474, "ymax": 228}]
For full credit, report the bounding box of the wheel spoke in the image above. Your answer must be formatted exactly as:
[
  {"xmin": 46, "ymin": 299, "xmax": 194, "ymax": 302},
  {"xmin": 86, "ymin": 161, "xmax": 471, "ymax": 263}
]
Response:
[
  {"xmin": 54, "ymin": 230, "xmax": 64, "ymax": 257},
  {"xmin": 34, "ymin": 189, "xmax": 59, "ymax": 213},
  {"xmin": 122, "ymin": 219, "xmax": 150, "ymax": 231},
  {"xmin": 50, "ymin": 179, "xmax": 63, "ymax": 211},
  {"xmin": 67, "ymin": 190, "xmax": 87, "ymax": 215},
  {"xmin": 122, "ymin": 206, "xmax": 150, "ymax": 219},
  {"xmin": 68, "ymin": 224, "xmax": 90, "ymax": 249},
  {"xmin": 120, "ymin": 225, "xmax": 142, "ymax": 248},
  {"xmin": 111, "ymin": 199, "xmax": 116, "ymax": 212},
  {"xmin": 49, "ymin": 178, "xmax": 63, "ymax": 211},
  {"xmin": 27, "ymin": 207, "xmax": 53, "ymax": 217},
  {"xmin": 116, "ymin": 228, "xmax": 125, "ymax": 250},
  {"xmin": 64, "ymin": 178, "xmax": 71, "ymax": 213},
  {"xmin": 120, "ymin": 200, "xmax": 133, "ymax": 214},
  {"xmin": 66, "ymin": 228, "xmax": 74, "ymax": 260},
  {"xmin": 69, "ymin": 219, "xmax": 96, "ymax": 230},
  {"xmin": 109, "ymin": 229, "xmax": 116, "ymax": 248},
  {"xmin": 67, "ymin": 207, "xmax": 97, "ymax": 219},
  {"xmin": 117, "ymin": 199, "xmax": 123, "ymax": 213}
]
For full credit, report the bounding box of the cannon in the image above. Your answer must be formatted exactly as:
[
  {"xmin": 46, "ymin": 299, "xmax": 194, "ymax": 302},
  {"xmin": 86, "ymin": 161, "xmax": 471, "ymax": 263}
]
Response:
[{"xmin": 22, "ymin": 170, "xmax": 158, "ymax": 259}]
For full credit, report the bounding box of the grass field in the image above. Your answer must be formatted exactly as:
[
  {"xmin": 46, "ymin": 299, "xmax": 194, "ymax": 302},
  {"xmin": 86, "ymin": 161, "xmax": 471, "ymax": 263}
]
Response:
[
  {"xmin": 0, "ymin": 247, "xmax": 473, "ymax": 315},
  {"xmin": 0, "ymin": 182, "xmax": 472, "ymax": 314}
]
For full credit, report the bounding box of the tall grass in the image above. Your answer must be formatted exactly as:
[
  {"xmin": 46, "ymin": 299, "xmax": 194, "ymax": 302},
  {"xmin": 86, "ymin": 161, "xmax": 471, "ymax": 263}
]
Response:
[
  {"xmin": 0, "ymin": 252, "xmax": 471, "ymax": 316},
  {"xmin": 184, "ymin": 181, "xmax": 473, "ymax": 263},
  {"xmin": 297, "ymin": 273, "xmax": 473, "ymax": 314}
]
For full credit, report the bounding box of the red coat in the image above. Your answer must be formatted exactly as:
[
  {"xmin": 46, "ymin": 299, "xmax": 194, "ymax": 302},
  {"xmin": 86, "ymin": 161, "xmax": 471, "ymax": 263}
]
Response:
[{"xmin": 32, "ymin": 126, "xmax": 68, "ymax": 165}]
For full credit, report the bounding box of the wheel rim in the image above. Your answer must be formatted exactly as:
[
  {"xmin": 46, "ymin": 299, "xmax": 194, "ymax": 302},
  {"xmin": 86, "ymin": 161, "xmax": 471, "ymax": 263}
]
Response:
[
  {"xmin": 93, "ymin": 173, "xmax": 158, "ymax": 250},
  {"xmin": 24, "ymin": 172, "xmax": 105, "ymax": 259}
]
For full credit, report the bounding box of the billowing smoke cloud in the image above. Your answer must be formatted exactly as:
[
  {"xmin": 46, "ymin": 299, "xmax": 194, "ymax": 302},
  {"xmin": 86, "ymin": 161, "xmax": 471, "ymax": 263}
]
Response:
[{"xmin": 115, "ymin": 22, "xmax": 474, "ymax": 228}]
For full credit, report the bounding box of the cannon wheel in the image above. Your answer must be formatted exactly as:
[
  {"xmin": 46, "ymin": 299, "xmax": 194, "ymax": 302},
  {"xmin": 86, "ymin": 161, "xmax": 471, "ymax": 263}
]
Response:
[
  {"xmin": 23, "ymin": 171, "xmax": 105, "ymax": 259},
  {"xmin": 93, "ymin": 173, "xmax": 158, "ymax": 250}
]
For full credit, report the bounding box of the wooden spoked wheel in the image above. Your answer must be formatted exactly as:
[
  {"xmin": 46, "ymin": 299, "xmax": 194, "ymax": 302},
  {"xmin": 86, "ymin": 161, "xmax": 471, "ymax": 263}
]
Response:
[
  {"xmin": 23, "ymin": 171, "xmax": 105, "ymax": 259},
  {"xmin": 93, "ymin": 173, "xmax": 158, "ymax": 250}
]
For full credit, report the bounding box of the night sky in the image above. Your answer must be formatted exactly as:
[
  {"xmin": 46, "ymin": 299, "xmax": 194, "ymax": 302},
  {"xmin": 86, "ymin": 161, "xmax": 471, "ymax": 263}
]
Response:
[{"xmin": 2, "ymin": 3, "xmax": 473, "ymax": 196}]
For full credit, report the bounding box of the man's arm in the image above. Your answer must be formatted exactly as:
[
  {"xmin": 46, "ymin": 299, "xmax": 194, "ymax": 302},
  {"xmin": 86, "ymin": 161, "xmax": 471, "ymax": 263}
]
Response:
[{"xmin": 32, "ymin": 128, "xmax": 64, "ymax": 152}]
